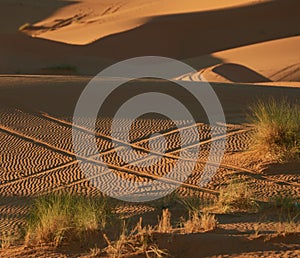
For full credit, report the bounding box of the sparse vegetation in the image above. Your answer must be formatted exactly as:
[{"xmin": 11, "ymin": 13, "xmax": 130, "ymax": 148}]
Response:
[
  {"xmin": 157, "ymin": 209, "xmax": 172, "ymax": 233},
  {"xmin": 25, "ymin": 194, "xmax": 113, "ymax": 247},
  {"xmin": 276, "ymin": 214, "xmax": 300, "ymax": 235},
  {"xmin": 181, "ymin": 211, "xmax": 217, "ymax": 233},
  {"xmin": 179, "ymin": 195, "xmax": 215, "ymax": 213},
  {"xmin": 218, "ymin": 179, "xmax": 258, "ymax": 213},
  {"xmin": 89, "ymin": 246, "xmax": 101, "ymax": 257},
  {"xmin": 249, "ymin": 98, "xmax": 300, "ymax": 162},
  {"xmin": 252, "ymin": 223, "xmax": 261, "ymax": 238},
  {"xmin": 103, "ymin": 218, "xmax": 169, "ymax": 257},
  {"xmin": 270, "ymin": 193, "xmax": 300, "ymax": 214},
  {"xmin": 179, "ymin": 195, "xmax": 202, "ymax": 212},
  {"xmin": 268, "ymin": 193, "xmax": 300, "ymax": 235}
]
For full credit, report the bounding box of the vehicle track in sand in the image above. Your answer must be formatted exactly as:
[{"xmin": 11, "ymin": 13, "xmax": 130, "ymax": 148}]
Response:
[{"xmin": 0, "ymin": 106, "xmax": 299, "ymax": 200}]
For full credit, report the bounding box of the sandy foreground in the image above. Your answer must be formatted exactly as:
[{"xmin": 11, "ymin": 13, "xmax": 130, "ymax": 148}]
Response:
[
  {"xmin": 0, "ymin": 76, "xmax": 299, "ymax": 257},
  {"xmin": 0, "ymin": 76, "xmax": 300, "ymax": 257},
  {"xmin": 0, "ymin": 0, "xmax": 299, "ymax": 257}
]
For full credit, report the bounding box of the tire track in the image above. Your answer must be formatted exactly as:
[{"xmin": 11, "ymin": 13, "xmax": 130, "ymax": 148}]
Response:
[
  {"xmin": 42, "ymin": 111, "xmax": 249, "ymax": 165},
  {"xmin": 0, "ymin": 108, "xmax": 215, "ymax": 189},
  {"xmin": 2, "ymin": 109, "xmax": 298, "ymax": 194},
  {"xmin": 49, "ymin": 127, "xmax": 251, "ymax": 195},
  {"xmin": 42, "ymin": 112, "xmax": 204, "ymax": 154},
  {"xmin": 0, "ymin": 126, "xmax": 245, "ymax": 192},
  {"xmin": 0, "ymin": 123, "xmax": 218, "ymax": 195}
]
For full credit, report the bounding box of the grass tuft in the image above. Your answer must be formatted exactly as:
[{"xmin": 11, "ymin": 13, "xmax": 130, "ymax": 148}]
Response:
[
  {"xmin": 249, "ymin": 98, "xmax": 300, "ymax": 162},
  {"xmin": 218, "ymin": 179, "xmax": 258, "ymax": 213},
  {"xmin": 25, "ymin": 194, "xmax": 113, "ymax": 247},
  {"xmin": 276, "ymin": 214, "xmax": 300, "ymax": 235},
  {"xmin": 181, "ymin": 211, "xmax": 217, "ymax": 233},
  {"xmin": 104, "ymin": 218, "xmax": 169, "ymax": 257},
  {"xmin": 157, "ymin": 209, "xmax": 172, "ymax": 233}
]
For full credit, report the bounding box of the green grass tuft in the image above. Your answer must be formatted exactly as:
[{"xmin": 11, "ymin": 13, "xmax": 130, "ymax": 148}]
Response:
[
  {"xmin": 249, "ymin": 98, "xmax": 300, "ymax": 162},
  {"xmin": 25, "ymin": 194, "xmax": 113, "ymax": 247},
  {"xmin": 218, "ymin": 179, "xmax": 258, "ymax": 213}
]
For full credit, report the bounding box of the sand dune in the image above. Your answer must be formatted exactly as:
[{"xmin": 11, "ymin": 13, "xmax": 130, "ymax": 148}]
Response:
[
  {"xmin": 24, "ymin": 0, "xmax": 265, "ymax": 45},
  {"xmin": 0, "ymin": 0, "xmax": 299, "ymax": 76},
  {"xmin": 178, "ymin": 36, "xmax": 300, "ymax": 83},
  {"xmin": 211, "ymin": 36, "xmax": 300, "ymax": 83},
  {"xmin": 0, "ymin": 1, "xmax": 300, "ymax": 257}
]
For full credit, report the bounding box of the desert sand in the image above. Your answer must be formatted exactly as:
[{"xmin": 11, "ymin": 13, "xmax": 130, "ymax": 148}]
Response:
[
  {"xmin": 0, "ymin": 0, "xmax": 299, "ymax": 77},
  {"xmin": 0, "ymin": 0, "xmax": 299, "ymax": 257}
]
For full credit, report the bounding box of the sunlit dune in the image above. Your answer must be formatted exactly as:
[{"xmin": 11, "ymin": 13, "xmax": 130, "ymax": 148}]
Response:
[{"xmin": 25, "ymin": 0, "xmax": 263, "ymax": 45}]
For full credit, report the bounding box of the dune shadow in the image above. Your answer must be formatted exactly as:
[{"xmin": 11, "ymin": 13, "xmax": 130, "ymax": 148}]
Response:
[
  {"xmin": 186, "ymin": 54, "xmax": 223, "ymax": 72},
  {"xmin": 87, "ymin": 0, "xmax": 300, "ymax": 61},
  {"xmin": 1, "ymin": 0, "xmax": 300, "ymax": 75},
  {"xmin": 212, "ymin": 63, "xmax": 271, "ymax": 83}
]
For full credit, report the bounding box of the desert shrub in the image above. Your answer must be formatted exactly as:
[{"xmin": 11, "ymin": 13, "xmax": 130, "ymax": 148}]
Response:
[
  {"xmin": 249, "ymin": 98, "xmax": 300, "ymax": 162},
  {"xmin": 25, "ymin": 194, "xmax": 113, "ymax": 246},
  {"xmin": 218, "ymin": 179, "xmax": 258, "ymax": 213}
]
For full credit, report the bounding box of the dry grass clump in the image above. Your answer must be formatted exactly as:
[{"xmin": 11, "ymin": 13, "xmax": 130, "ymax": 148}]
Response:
[
  {"xmin": 104, "ymin": 218, "xmax": 169, "ymax": 258},
  {"xmin": 89, "ymin": 246, "xmax": 101, "ymax": 257},
  {"xmin": 276, "ymin": 217, "xmax": 300, "ymax": 235},
  {"xmin": 249, "ymin": 98, "xmax": 300, "ymax": 162},
  {"xmin": 157, "ymin": 209, "xmax": 172, "ymax": 233},
  {"xmin": 218, "ymin": 179, "xmax": 258, "ymax": 213},
  {"xmin": 181, "ymin": 211, "xmax": 217, "ymax": 233},
  {"xmin": 25, "ymin": 194, "xmax": 113, "ymax": 247}
]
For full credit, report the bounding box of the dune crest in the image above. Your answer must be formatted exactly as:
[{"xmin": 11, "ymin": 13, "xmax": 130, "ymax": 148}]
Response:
[{"xmin": 23, "ymin": 0, "xmax": 263, "ymax": 45}]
